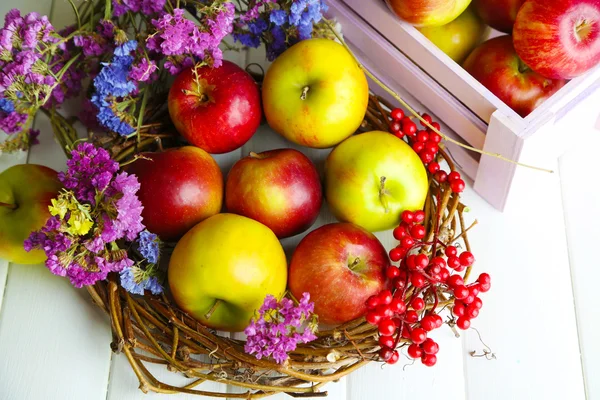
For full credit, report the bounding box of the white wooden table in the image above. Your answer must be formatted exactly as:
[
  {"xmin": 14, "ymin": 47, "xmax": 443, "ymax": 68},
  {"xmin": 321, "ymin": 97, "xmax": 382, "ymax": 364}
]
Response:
[{"xmin": 1, "ymin": 1, "xmax": 599, "ymax": 399}]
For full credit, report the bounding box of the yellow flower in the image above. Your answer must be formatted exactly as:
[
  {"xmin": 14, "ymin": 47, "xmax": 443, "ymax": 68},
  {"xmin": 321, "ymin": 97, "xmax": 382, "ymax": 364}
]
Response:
[
  {"xmin": 48, "ymin": 197, "xmax": 69, "ymax": 219},
  {"xmin": 48, "ymin": 190, "xmax": 94, "ymax": 236}
]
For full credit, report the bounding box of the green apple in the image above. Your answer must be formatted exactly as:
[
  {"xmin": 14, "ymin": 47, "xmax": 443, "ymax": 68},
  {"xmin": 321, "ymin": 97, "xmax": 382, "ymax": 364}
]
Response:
[
  {"xmin": 168, "ymin": 213, "xmax": 288, "ymax": 332},
  {"xmin": 0, "ymin": 164, "xmax": 62, "ymax": 264},
  {"xmin": 418, "ymin": 6, "xmax": 488, "ymax": 64},
  {"xmin": 324, "ymin": 131, "xmax": 429, "ymax": 232}
]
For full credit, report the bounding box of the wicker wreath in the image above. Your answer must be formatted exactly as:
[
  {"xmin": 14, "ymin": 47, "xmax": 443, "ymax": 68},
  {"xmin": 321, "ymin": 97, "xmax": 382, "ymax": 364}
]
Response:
[{"xmin": 63, "ymin": 91, "xmax": 480, "ymax": 398}]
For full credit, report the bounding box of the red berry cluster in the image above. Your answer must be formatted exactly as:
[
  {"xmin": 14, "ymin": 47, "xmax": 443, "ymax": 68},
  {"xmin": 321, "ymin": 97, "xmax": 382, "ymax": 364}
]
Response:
[
  {"xmin": 389, "ymin": 108, "xmax": 465, "ymax": 194},
  {"xmin": 366, "ymin": 208, "xmax": 491, "ymax": 367}
]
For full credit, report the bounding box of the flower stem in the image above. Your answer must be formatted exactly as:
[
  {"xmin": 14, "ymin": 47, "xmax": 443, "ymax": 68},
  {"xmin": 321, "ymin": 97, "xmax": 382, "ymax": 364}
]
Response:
[{"xmin": 204, "ymin": 299, "xmax": 222, "ymax": 320}]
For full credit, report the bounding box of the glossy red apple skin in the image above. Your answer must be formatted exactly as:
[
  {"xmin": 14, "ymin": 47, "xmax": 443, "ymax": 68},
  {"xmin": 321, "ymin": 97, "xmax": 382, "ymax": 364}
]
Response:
[
  {"xmin": 463, "ymin": 36, "xmax": 567, "ymax": 117},
  {"xmin": 225, "ymin": 149, "xmax": 322, "ymax": 239},
  {"xmin": 125, "ymin": 147, "xmax": 223, "ymax": 241},
  {"xmin": 168, "ymin": 61, "xmax": 262, "ymax": 154},
  {"xmin": 472, "ymin": 0, "xmax": 525, "ymax": 33},
  {"xmin": 513, "ymin": 0, "xmax": 600, "ymax": 79},
  {"xmin": 289, "ymin": 223, "xmax": 390, "ymax": 324}
]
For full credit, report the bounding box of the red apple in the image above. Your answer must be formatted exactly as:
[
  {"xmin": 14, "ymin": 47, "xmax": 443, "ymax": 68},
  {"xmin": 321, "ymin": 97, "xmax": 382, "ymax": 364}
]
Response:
[
  {"xmin": 289, "ymin": 223, "xmax": 390, "ymax": 324},
  {"xmin": 168, "ymin": 61, "xmax": 262, "ymax": 154},
  {"xmin": 513, "ymin": 0, "xmax": 600, "ymax": 79},
  {"xmin": 463, "ymin": 36, "xmax": 567, "ymax": 117},
  {"xmin": 472, "ymin": 0, "xmax": 525, "ymax": 33},
  {"xmin": 125, "ymin": 146, "xmax": 223, "ymax": 241},
  {"xmin": 386, "ymin": 0, "xmax": 472, "ymax": 27},
  {"xmin": 225, "ymin": 149, "xmax": 322, "ymax": 239}
]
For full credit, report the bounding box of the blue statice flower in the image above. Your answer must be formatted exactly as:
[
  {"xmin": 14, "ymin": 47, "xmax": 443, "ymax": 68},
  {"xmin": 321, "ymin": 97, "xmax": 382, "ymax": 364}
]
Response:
[
  {"xmin": 137, "ymin": 229, "xmax": 160, "ymax": 264},
  {"xmin": 233, "ymin": 33, "xmax": 261, "ymax": 48},
  {"xmin": 120, "ymin": 264, "xmax": 163, "ymax": 295},
  {"xmin": 0, "ymin": 98, "xmax": 15, "ymax": 113},
  {"xmin": 270, "ymin": 10, "xmax": 287, "ymax": 26}
]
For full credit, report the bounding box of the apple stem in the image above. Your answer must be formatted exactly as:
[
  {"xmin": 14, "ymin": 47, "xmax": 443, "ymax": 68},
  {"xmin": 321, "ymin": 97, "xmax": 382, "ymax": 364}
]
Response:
[
  {"xmin": 379, "ymin": 176, "xmax": 390, "ymax": 213},
  {"xmin": 349, "ymin": 257, "xmax": 361, "ymax": 270},
  {"xmin": 300, "ymin": 86, "xmax": 310, "ymax": 101},
  {"xmin": 204, "ymin": 299, "xmax": 222, "ymax": 320},
  {"xmin": 0, "ymin": 201, "xmax": 16, "ymax": 210}
]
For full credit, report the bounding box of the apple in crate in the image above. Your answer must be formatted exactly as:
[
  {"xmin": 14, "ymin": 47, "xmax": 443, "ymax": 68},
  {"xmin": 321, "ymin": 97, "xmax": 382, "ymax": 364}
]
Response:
[
  {"xmin": 225, "ymin": 149, "xmax": 322, "ymax": 239},
  {"xmin": 325, "ymin": 131, "xmax": 428, "ymax": 232},
  {"xmin": 419, "ymin": 6, "xmax": 488, "ymax": 63},
  {"xmin": 168, "ymin": 61, "xmax": 262, "ymax": 154},
  {"xmin": 169, "ymin": 213, "xmax": 287, "ymax": 331},
  {"xmin": 0, "ymin": 164, "xmax": 62, "ymax": 264},
  {"xmin": 472, "ymin": 0, "xmax": 525, "ymax": 33},
  {"xmin": 289, "ymin": 223, "xmax": 390, "ymax": 324},
  {"xmin": 262, "ymin": 38, "xmax": 369, "ymax": 149},
  {"xmin": 513, "ymin": 0, "xmax": 600, "ymax": 79},
  {"xmin": 386, "ymin": 0, "xmax": 472, "ymax": 27},
  {"xmin": 463, "ymin": 35, "xmax": 566, "ymax": 117},
  {"xmin": 126, "ymin": 147, "xmax": 223, "ymax": 242}
]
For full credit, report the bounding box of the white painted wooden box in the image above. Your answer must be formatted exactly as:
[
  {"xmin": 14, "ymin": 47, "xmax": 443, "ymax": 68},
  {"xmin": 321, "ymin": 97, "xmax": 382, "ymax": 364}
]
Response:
[{"xmin": 327, "ymin": 0, "xmax": 600, "ymax": 210}]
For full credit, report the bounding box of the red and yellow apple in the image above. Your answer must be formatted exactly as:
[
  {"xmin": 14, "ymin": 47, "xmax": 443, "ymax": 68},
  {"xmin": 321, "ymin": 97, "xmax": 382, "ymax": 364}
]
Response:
[
  {"xmin": 169, "ymin": 213, "xmax": 287, "ymax": 331},
  {"xmin": 513, "ymin": 0, "xmax": 600, "ymax": 79},
  {"xmin": 225, "ymin": 149, "xmax": 322, "ymax": 239},
  {"xmin": 324, "ymin": 131, "xmax": 428, "ymax": 232},
  {"xmin": 386, "ymin": 0, "xmax": 473, "ymax": 27},
  {"xmin": 419, "ymin": 6, "xmax": 488, "ymax": 63},
  {"xmin": 0, "ymin": 164, "xmax": 62, "ymax": 264},
  {"xmin": 472, "ymin": 0, "xmax": 525, "ymax": 33},
  {"xmin": 262, "ymin": 38, "xmax": 369, "ymax": 149},
  {"xmin": 168, "ymin": 61, "xmax": 262, "ymax": 154},
  {"xmin": 463, "ymin": 35, "xmax": 567, "ymax": 117},
  {"xmin": 289, "ymin": 222, "xmax": 390, "ymax": 324},
  {"xmin": 125, "ymin": 146, "xmax": 223, "ymax": 242}
]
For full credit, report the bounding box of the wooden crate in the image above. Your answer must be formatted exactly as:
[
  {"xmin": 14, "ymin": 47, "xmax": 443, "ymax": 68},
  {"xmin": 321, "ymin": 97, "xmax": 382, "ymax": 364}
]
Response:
[{"xmin": 328, "ymin": 0, "xmax": 600, "ymax": 210}]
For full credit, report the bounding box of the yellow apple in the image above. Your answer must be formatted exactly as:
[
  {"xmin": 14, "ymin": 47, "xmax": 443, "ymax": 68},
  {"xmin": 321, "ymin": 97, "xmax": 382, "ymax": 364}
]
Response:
[
  {"xmin": 386, "ymin": 0, "xmax": 473, "ymax": 27},
  {"xmin": 168, "ymin": 213, "xmax": 287, "ymax": 332},
  {"xmin": 262, "ymin": 38, "xmax": 369, "ymax": 149},
  {"xmin": 418, "ymin": 6, "xmax": 488, "ymax": 64},
  {"xmin": 325, "ymin": 131, "xmax": 428, "ymax": 232}
]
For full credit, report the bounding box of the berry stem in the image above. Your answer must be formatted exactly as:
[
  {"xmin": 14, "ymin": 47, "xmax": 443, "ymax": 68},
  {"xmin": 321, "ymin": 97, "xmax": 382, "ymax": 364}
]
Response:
[
  {"xmin": 204, "ymin": 299, "xmax": 222, "ymax": 320},
  {"xmin": 0, "ymin": 201, "xmax": 16, "ymax": 210},
  {"xmin": 326, "ymin": 21, "xmax": 553, "ymax": 174}
]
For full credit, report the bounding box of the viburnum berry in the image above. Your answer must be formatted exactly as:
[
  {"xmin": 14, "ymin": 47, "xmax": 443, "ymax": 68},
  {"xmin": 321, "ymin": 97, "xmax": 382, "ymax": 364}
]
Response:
[
  {"xmin": 411, "ymin": 327, "xmax": 427, "ymax": 344},
  {"xmin": 386, "ymin": 266, "xmax": 401, "ymax": 279},
  {"xmin": 413, "ymin": 210, "xmax": 425, "ymax": 223},
  {"xmin": 401, "ymin": 210, "xmax": 415, "ymax": 224},
  {"xmin": 390, "ymin": 298, "xmax": 407, "ymax": 314},
  {"xmin": 431, "ymin": 256, "xmax": 446, "ymax": 269},
  {"xmin": 410, "ymin": 224, "xmax": 426, "ymax": 239},
  {"xmin": 453, "ymin": 302, "xmax": 465, "ymax": 317},
  {"xmin": 387, "ymin": 350, "xmax": 400, "ymax": 364},
  {"xmin": 472, "ymin": 297, "xmax": 483, "ymax": 309},
  {"xmin": 415, "ymin": 254, "xmax": 429, "ymax": 269},
  {"xmin": 422, "ymin": 338, "xmax": 439, "ymax": 355},
  {"xmin": 379, "ymin": 290, "xmax": 393, "ymax": 305},
  {"xmin": 478, "ymin": 273, "xmax": 491, "ymax": 284},
  {"xmin": 429, "ymin": 122, "xmax": 441, "ymax": 132},
  {"xmin": 394, "ymin": 278, "xmax": 407, "ymax": 290},
  {"xmin": 432, "ymin": 314, "xmax": 443, "ymax": 328},
  {"xmin": 420, "ymin": 113, "xmax": 433, "ymax": 126},
  {"xmin": 469, "ymin": 285, "xmax": 480, "ymax": 297},
  {"xmin": 403, "ymin": 120, "xmax": 418, "ymax": 136},
  {"xmin": 440, "ymin": 268, "xmax": 450, "ymax": 282},
  {"xmin": 401, "ymin": 236, "xmax": 415, "ymax": 249},
  {"xmin": 366, "ymin": 295, "xmax": 380, "ymax": 309},
  {"xmin": 456, "ymin": 316, "xmax": 471, "ymax": 330},
  {"xmin": 411, "ymin": 297, "xmax": 425, "ymax": 310},
  {"xmin": 391, "ymin": 108, "xmax": 404, "ymax": 121},
  {"xmin": 466, "ymin": 305, "xmax": 480, "ymax": 319},
  {"xmin": 424, "ymin": 141, "xmax": 439, "ymax": 154},
  {"xmin": 447, "ymin": 256, "xmax": 461, "ymax": 270},
  {"xmin": 479, "ymin": 282, "xmax": 491, "ymax": 292},
  {"xmin": 450, "ymin": 179, "xmax": 466, "ymax": 193},
  {"xmin": 411, "ymin": 272, "xmax": 426, "ymax": 288},
  {"xmin": 407, "ymin": 343, "xmax": 423, "ymax": 358},
  {"xmin": 445, "ymin": 245, "xmax": 458, "ymax": 257},
  {"xmin": 447, "ymin": 274, "xmax": 464, "ymax": 287},
  {"xmin": 420, "ymin": 151, "xmax": 435, "ymax": 164},
  {"xmin": 421, "ymin": 353, "xmax": 437, "ymax": 367},
  {"xmin": 377, "ymin": 304, "xmax": 394, "ymax": 318},
  {"xmin": 379, "ymin": 335, "xmax": 395, "ymax": 348},
  {"xmin": 448, "ymin": 171, "xmax": 461, "ymax": 182},
  {"xmin": 459, "ymin": 251, "xmax": 475, "ymax": 266},
  {"xmin": 379, "ymin": 347, "xmax": 394, "ymax": 361},
  {"xmin": 420, "ymin": 315, "xmax": 437, "ymax": 331},
  {"xmin": 463, "ymin": 294, "xmax": 475, "ymax": 305},
  {"xmin": 390, "ymin": 121, "xmax": 402, "ymax": 134},
  {"xmin": 389, "ymin": 247, "xmax": 404, "ymax": 262},
  {"xmin": 393, "ymin": 225, "xmax": 408, "ymax": 240},
  {"xmin": 434, "ymin": 170, "xmax": 447, "ymax": 183},
  {"xmin": 366, "ymin": 311, "xmax": 382, "ymax": 325},
  {"xmin": 428, "ymin": 162, "xmax": 440, "ymax": 174},
  {"xmin": 405, "ymin": 310, "xmax": 419, "ymax": 323},
  {"xmin": 429, "ymin": 132, "xmax": 442, "ymax": 143},
  {"xmin": 454, "ymin": 285, "xmax": 469, "ymax": 300},
  {"xmin": 416, "ymin": 130, "xmax": 429, "ymax": 143},
  {"xmin": 413, "ymin": 142, "xmax": 425, "ymax": 153},
  {"xmin": 379, "ymin": 319, "xmax": 396, "ymax": 336}
]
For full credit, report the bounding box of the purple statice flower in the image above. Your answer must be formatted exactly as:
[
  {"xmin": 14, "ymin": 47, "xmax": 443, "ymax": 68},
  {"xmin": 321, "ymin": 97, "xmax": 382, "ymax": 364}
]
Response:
[
  {"xmin": 245, "ymin": 293, "xmax": 318, "ymax": 364},
  {"xmin": 0, "ymin": 104, "xmax": 28, "ymax": 134},
  {"xmin": 241, "ymin": 0, "xmax": 276, "ymax": 21},
  {"xmin": 164, "ymin": 56, "xmax": 195, "ymax": 75},
  {"xmin": 129, "ymin": 58, "xmax": 157, "ymax": 82},
  {"xmin": 104, "ymin": 172, "xmax": 145, "ymax": 241},
  {"xmin": 137, "ymin": 230, "xmax": 159, "ymax": 264},
  {"xmin": 74, "ymin": 34, "xmax": 110, "ymax": 57},
  {"xmin": 147, "ymin": 4, "xmax": 234, "ymax": 68},
  {"xmin": 113, "ymin": 0, "xmax": 166, "ymax": 17}
]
